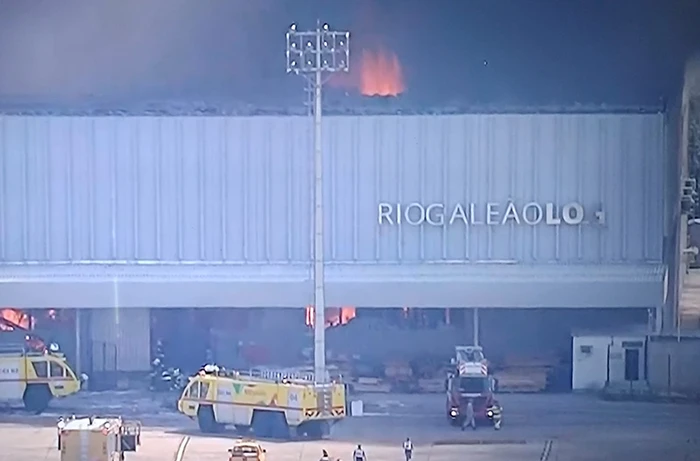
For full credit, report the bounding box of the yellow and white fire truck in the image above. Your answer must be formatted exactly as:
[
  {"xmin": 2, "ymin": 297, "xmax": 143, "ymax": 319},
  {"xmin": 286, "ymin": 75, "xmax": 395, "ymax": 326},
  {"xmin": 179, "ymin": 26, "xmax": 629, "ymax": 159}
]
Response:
[
  {"xmin": 0, "ymin": 342, "xmax": 82, "ymax": 413},
  {"xmin": 57, "ymin": 416, "xmax": 141, "ymax": 461},
  {"xmin": 177, "ymin": 365, "xmax": 347, "ymax": 439}
]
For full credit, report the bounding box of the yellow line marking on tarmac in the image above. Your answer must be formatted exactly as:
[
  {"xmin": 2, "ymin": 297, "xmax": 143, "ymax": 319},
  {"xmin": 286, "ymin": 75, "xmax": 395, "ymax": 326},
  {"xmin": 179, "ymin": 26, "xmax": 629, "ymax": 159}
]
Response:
[{"xmin": 174, "ymin": 435, "xmax": 191, "ymax": 461}]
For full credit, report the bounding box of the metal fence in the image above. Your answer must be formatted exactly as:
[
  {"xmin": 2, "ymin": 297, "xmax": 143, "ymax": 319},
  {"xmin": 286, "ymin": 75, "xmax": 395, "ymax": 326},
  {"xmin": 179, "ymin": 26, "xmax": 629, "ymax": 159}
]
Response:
[{"xmin": 647, "ymin": 336, "xmax": 700, "ymax": 399}]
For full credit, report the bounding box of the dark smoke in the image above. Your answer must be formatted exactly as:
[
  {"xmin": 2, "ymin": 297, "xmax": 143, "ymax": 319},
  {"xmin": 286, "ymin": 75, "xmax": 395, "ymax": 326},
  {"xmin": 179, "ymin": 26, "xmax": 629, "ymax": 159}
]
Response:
[{"xmin": 0, "ymin": 0, "xmax": 275, "ymax": 101}]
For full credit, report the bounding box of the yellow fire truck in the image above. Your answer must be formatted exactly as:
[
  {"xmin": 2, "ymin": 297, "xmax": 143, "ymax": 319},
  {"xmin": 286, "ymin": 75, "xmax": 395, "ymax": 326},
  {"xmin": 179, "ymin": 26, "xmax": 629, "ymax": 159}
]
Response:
[
  {"xmin": 177, "ymin": 366, "xmax": 347, "ymax": 439},
  {"xmin": 0, "ymin": 342, "xmax": 82, "ymax": 413},
  {"xmin": 57, "ymin": 416, "xmax": 141, "ymax": 461}
]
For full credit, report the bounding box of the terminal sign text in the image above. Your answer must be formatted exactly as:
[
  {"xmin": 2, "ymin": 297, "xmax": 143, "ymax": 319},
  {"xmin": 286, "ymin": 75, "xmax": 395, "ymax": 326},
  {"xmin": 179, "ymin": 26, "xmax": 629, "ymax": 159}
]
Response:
[{"xmin": 378, "ymin": 202, "xmax": 605, "ymax": 226}]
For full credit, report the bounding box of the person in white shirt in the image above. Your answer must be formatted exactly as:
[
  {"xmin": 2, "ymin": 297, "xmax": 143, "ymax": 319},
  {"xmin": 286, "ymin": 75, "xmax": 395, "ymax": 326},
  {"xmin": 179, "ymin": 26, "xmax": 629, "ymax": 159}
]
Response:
[
  {"xmin": 403, "ymin": 438, "xmax": 413, "ymax": 461},
  {"xmin": 353, "ymin": 444, "xmax": 366, "ymax": 461}
]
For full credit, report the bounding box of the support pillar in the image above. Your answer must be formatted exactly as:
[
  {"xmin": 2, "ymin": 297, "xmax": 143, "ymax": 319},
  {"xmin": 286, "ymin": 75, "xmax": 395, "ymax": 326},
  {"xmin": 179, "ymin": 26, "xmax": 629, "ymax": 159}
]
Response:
[
  {"xmin": 654, "ymin": 306, "xmax": 663, "ymax": 335},
  {"xmin": 75, "ymin": 309, "xmax": 82, "ymax": 375},
  {"xmin": 473, "ymin": 308, "xmax": 480, "ymax": 346}
]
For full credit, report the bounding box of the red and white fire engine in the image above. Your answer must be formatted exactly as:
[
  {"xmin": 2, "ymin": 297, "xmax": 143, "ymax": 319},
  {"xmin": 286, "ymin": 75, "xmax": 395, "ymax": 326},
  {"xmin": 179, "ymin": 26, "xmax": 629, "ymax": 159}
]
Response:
[{"xmin": 445, "ymin": 346, "xmax": 503, "ymax": 430}]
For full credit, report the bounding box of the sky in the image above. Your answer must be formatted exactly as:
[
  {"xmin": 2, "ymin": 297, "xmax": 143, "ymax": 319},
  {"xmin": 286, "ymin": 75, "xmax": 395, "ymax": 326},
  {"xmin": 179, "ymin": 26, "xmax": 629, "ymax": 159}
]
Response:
[{"xmin": 0, "ymin": 0, "xmax": 699, "ymax": 108}]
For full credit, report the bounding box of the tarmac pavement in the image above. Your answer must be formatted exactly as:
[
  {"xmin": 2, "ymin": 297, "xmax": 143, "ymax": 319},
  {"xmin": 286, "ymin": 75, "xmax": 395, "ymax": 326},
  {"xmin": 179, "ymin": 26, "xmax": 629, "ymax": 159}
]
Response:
[{"xmin": 0, "ymin": 391, "xmax": 698, "ymax": 460}]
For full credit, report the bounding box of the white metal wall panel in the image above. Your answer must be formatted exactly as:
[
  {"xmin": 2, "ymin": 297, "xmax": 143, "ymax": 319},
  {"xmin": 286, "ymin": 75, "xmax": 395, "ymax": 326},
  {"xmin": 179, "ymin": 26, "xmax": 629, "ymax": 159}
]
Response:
[
  {"xmin": 89, "ymin": 307, "xmax": 150, "ymax": 371},
  {"xmin": 0, "ymin": 113, "xmax": 664, "ymax": 265},
  {"xmin": 330, "ymin": 114, "xmax": 665, "ymax": 264}
]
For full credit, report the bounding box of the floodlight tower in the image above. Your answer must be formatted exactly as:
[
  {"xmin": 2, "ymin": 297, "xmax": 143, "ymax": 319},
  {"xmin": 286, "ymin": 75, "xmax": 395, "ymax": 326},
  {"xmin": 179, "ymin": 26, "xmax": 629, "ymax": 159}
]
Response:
[{"xmin": 286, "ymin": 22, "xmax": 350, "ymax": 384}]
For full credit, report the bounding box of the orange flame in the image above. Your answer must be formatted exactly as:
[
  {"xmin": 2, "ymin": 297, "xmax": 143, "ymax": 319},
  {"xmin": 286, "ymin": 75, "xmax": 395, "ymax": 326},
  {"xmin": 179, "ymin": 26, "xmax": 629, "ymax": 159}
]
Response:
[
  {"xmin": 0, "ymin": 308, "xmax": 31, "ymax": 330},
  {"xmin": 305, "ymin": 306, "xmax": 356, "ymax": 327},
  {"xmin": 359, "ymin": 48, "xmax": 405, "ymax": 96}
]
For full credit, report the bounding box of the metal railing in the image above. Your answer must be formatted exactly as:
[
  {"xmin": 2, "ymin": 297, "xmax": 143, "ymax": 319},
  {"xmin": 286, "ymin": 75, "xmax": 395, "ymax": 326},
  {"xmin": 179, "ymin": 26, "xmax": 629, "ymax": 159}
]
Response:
[{"xmin": 205, "ymin": 366, "xmax": 341, "ymax": 384}]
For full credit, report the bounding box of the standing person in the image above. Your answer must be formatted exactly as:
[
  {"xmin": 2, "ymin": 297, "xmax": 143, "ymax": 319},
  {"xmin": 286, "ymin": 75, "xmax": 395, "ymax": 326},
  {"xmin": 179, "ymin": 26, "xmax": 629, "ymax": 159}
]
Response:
[
  {"xmin": 352, "ymin": 444, "xmax": 366, "ymax": 461},
  {"xmin": 403, "ymin": 438, "xmax": 413, "ymax": 461},
  {"xmin": 461, "ymin": 400, "xmax": 475, "ymax": 430}
]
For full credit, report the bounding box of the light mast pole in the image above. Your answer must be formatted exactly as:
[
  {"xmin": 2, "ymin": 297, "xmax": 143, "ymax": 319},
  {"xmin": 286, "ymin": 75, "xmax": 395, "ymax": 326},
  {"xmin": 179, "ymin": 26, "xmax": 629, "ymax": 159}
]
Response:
[{"xmin": 286, "ymin": 22, "xmax": 350, "ymax": 384}]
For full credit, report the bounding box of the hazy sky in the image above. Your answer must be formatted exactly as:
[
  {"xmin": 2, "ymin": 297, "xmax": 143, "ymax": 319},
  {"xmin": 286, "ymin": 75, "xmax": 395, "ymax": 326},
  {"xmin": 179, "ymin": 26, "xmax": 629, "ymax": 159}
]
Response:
[{"xmin": 0, "ymin": 0, "xmax": 698, "ymax": 106}]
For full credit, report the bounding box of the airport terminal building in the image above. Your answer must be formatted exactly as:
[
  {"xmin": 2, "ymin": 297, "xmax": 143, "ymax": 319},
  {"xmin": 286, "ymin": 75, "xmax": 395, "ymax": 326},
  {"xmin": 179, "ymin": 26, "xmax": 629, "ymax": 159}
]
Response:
[{"xmin": 0, "ymin": 111, "xmax": 670, "ymax": 378}]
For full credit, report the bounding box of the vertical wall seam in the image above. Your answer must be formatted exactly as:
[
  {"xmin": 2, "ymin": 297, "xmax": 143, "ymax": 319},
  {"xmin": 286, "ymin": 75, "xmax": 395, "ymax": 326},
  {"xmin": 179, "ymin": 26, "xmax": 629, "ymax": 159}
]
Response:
[
  {"xmin": 397, "ymin": 119, "xmax": 404, "ymax": 261},
  {"xmin": 198, "ymin": 119, "xmax": 207, "ymax": 261},
  {"xmin": 553, "ymin": 117, "xmax": 560, "ymax": 261},
  {"xmin": 642, "ymin": 118, "xmax": 650, "ymax": 261},
  {"xmin": 110, "ymin": 120, "xmax": 118, "ymax": 259},
  {"xmin": 43, "ymin": 118, "xmax": 52, "ymax": 260},
  {"xmin": 263, "ymin": 120, "xmax": 271, "ymax": 262},
  {"xmin": 475, "ymin": 116, "xmax": 482, "ymax": 259},
  {"xmin": 531, "ymin": 119, "xmax": 538, "ymax": 261},
  {"xmin": 576, "ymin": 117, "xmax": 583, "ymax": 260},
  {"xmin": 176, "ymin": 119, "xmax": 184, "ymax": 261},
  {"xmin": 598, "ymin": 118, "xmax": 605, "ymax": 262},
  {"xmin": 220, "ymin": 118, "xmax": 228, "ymax": 261},
  {"xmin": 285, "ymin": 119, "xmax": 293, "ymax": 262},
  {"xmin": 621, "ymin": 117, "xmax": 628, "ymax": 261},
  {"xmin": 374, "ymin": 119, "xmax": 381, "ymax": 261},
  {"xmin": 66, "ymin": 119, "xmax": 74, "ymax": 261},
  {"xmin": 132, "ymin": 120, "xmax": 140, "ymax": 260},
  {"xmin": 509, "ymin": 117, "xmax": 516, "ymax": 260},
  {"xmin": 155, "ymin": 119, "xmax": 162, "ymax": 260},
  {"xmin": 352, "ymin": 118, "xmax": 359, "ymax": 261},
  {"xmin": 21, "ymin": 120, "xmax": 29, "ymax": 260},
  {"xmin": 486, "ymin": 116, "xmax": 493, "ymax": 260},
  {"xmin": 464, "ymin": 117, "xmax": 471, "ymax": 261},
  {"xmin": 419, "ymin": 118, "xmax": 425, "ymax": 260},
  {"xmin": 242, "ymin": 119, "xmax": 249, "ymax": 262},
  {"xmin": 330, "ymin": 119, "xmax": 337, "ymax": 261},
  {"xmin": 87, "ymin": 119, "xmax": 96, "ymax": 260},
  {"xmin": 441, "ymin": 119, "xmax": 448, "ymax": 260}
]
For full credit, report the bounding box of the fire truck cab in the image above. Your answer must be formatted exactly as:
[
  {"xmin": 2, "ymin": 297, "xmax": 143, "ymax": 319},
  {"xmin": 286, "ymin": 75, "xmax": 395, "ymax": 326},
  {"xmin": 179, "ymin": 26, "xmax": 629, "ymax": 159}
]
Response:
[{"xmin": 0, "ymin": 341, "xmax": 82, "ymax": 413}]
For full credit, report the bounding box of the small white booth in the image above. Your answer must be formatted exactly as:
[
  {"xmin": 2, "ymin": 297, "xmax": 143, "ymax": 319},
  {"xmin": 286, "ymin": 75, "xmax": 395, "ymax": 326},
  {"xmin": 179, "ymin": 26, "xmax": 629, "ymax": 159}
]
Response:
[{"xmin": 571, "ymin": 328, "xmax": 648, "ymax": 391}]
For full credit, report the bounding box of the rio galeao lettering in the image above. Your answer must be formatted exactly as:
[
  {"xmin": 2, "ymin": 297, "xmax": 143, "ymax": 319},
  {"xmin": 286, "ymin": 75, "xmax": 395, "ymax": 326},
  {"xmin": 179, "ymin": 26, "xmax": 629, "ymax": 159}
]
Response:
[{"xmin": 378, "ymin": 202, "xmax": 603, "ymax": 226}]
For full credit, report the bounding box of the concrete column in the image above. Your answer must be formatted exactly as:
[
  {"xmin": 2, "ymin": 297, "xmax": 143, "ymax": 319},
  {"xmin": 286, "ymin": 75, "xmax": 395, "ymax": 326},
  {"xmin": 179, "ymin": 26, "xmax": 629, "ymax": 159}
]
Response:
[
  {"xmin": 75, "ymin": 309, "xmax": 82, "ymax": 375},
  {"xmin": 473, "ymin": 308, "xmax": 480, "ymax": 346}
]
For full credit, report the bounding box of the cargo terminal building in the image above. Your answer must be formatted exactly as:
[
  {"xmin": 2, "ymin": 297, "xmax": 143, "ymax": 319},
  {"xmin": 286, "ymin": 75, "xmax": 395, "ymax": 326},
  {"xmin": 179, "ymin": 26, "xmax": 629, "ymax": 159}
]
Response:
[{"xmin": 0, "ymin": 111, "xmax": 669, "ymax": 385}]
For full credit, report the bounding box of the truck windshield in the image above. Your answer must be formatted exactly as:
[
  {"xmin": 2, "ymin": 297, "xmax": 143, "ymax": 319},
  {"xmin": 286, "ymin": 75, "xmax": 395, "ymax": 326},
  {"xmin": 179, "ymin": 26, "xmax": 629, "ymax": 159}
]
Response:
[{"xmin": 459, "ymin": 377, "xmax": 488, "ymax": 394}]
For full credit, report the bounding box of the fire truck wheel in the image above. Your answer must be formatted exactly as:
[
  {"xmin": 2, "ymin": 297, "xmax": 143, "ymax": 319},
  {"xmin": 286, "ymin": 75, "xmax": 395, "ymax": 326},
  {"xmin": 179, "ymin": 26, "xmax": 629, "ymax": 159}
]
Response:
[
  {"xmin": 23, "ymin": 384, "xmax": 51, "ymax": 414},
  {"xmin": 197, "ymin": 405, "xmax": 221, "ymax": 433},
  {"xmin": 299, "ymin": 421, "xmax": 330, "ymax": 440},
  {"xmin": 252, "ymin": 410, "xmax": 289, "ymax": 439}
]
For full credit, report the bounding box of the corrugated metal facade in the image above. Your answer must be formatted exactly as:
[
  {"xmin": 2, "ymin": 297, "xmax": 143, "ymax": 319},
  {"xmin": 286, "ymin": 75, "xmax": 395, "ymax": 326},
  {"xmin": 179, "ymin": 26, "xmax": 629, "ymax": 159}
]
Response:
[
  {"xmin": 0, "ymin": 114, "xmax": 664, "ymax": 264},
  {"xmin": 88, "ymin": 308, "xmax": 150, "ymax": 371}
]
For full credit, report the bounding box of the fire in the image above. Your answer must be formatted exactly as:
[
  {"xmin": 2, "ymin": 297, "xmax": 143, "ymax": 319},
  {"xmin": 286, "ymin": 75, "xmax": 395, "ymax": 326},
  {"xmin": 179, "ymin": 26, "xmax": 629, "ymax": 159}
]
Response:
[
  {"xmin": 0, "ymin": 308, "xmax": 32, "ymax": 331},
  {"xmin": 359, "ymin": 48, "xmax": 405, "ymax": 97},
  {"xmin": 305, "ymin": 306, "xmax": 356, "ymax": 327}
]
